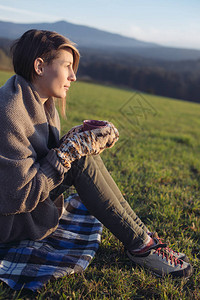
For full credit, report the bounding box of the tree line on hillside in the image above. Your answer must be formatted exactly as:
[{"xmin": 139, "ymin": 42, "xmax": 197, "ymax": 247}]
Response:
[
  {"xmin": 78, "ymin": 60, "xmax": 199, "ymax": 102},
  {"xmin": 0, "ymin": 39, "xmax": 199, "ymax": 103}
]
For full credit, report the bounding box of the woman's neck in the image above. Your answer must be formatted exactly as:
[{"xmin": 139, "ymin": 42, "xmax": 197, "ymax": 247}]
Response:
[{"xmin": 31, "ymin": 79, "xmax": 49, "ymax": 104}]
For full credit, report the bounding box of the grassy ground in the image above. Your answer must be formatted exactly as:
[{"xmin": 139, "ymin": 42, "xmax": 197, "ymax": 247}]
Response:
[{"xmin": 0, "ymin": 71, "xmax": 199, "ymax": 299}]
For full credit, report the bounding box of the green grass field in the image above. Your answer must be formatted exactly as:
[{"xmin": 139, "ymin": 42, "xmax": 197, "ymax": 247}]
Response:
[{"xmin": 0, "ymin": 70, "xmax": 199, "ymax": 299}]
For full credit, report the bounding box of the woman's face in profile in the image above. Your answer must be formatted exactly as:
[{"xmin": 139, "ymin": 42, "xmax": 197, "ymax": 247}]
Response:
[{"xmin": 34, "ymin": 48, "xmax": 76, "ymax": 100}]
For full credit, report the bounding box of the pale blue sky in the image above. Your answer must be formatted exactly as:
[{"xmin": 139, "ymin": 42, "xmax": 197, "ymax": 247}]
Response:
[{"xmin": 0, "ymin": 0, "xmax": 200, "ymax": 49}]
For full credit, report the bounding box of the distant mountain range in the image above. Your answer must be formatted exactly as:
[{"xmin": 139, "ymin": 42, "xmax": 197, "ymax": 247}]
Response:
[
  {"xmin": 0, "ymin": 20, "xmax": 200, "ymax": 61},
  {"xmin": 0, "ymin": 20, "xmax": 199, "ymax": 103}
]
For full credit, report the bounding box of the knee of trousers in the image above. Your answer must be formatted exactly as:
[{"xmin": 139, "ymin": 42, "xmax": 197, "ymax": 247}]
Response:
[
  {"xmin": 62, "ymin": 155, "xmax": 98, "ymax": 186},
  {"xmin": 72, "ymin": 155, "xmax": 99, "ymax": 171}
]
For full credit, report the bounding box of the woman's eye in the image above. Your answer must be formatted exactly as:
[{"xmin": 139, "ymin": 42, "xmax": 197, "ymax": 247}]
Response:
[{"xmin": 65, "ymin": 63, "xmax": 72, "ymax": 68}]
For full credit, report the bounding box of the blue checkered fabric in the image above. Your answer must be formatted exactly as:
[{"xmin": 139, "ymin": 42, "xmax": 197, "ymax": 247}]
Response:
[{"xmin": 0, "ymin": 194, "xmax": 103, "ymax": 291}]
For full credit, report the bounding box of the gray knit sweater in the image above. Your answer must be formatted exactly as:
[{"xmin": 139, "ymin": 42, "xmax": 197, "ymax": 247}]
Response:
[{"xmin": 0, "ymin": 75, "xmax": 67, "ymax": 242}]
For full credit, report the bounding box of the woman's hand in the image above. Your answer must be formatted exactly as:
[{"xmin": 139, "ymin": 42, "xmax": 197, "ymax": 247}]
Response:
[{"xmin": 56, "ymin": 121, "xmax": 119, "ymax": 169}]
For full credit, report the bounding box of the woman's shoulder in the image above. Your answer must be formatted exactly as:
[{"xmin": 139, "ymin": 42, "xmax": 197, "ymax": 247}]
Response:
[
  {"xmin": 0, "ymin": 75, "xmax": 39, "ymax": 133},
  {"xmin": 0, "ymin": 75, "xmax": 23, "ymax": 106},
  {"xmin": 0, "ymin": 76, "xmax": 24, "ymax": 117},
  {"xmin": 0, "ymin": 75, "xmax": 16, "ymax": 96}
]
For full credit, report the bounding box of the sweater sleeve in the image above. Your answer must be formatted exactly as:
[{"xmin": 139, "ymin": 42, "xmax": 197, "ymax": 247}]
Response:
[
  {"xmin": 0, "ymin": 80, "xmax": 67, "ymax": 215},
  {"xmin": 0, "ymin": 125, "xmax": 66, "ymax": 215}
]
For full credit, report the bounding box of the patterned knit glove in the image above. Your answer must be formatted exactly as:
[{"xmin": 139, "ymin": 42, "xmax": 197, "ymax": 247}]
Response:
[{"xmin": 55, "ymin": 121, "xmax": 119, "ymax": 169}]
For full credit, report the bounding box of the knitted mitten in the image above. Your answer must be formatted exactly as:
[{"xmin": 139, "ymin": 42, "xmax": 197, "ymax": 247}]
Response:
[
  {"xmin": 60, "ymin": 124, "xmax": 83, "ymax": 143},
  {"xmin": 55, "ymin": 121, "xmax": 119, "ymax": 169}
]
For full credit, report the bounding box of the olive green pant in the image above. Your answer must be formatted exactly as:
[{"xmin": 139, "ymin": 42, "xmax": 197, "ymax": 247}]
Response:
[{"xmin": 51, "ymin": 155, "xmax": 149, "ymax": 250}]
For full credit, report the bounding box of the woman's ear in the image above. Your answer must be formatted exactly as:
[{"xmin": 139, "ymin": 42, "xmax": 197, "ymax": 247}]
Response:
[{"xmin": 34, "ymin": 58, "xmax": 45, "ymax": 76}]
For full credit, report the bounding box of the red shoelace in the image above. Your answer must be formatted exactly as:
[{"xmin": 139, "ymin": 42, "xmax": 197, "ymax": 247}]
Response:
[
  {"xmin": 153, "ymin": 246, "xmax": 183, "ymax": 268},
  {"xmin": 150, "ymin": 232, "xmax": 180, "ymax": 255}
]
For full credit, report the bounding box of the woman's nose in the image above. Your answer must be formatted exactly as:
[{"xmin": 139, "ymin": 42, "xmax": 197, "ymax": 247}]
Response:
[{"xmin": 68, "ymin": 69, "xmax": 76, "ymax": 82}]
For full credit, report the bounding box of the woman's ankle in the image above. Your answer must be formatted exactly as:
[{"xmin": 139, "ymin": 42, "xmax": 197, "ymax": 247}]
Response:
[{"xmin": 130, "ymin": 236, "xmax": 156, "ymax": 254}]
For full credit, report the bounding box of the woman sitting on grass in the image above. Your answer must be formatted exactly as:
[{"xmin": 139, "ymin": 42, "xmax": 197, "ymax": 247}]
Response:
[{"xmin": 0, "ymin": 29, "xmax": 193, "ymax": 278}]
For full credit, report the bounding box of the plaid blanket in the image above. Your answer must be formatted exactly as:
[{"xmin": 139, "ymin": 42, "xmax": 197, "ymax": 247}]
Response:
[{"xmin": 0, "ymin": 194, "xmax": 103, "ymax": 291}]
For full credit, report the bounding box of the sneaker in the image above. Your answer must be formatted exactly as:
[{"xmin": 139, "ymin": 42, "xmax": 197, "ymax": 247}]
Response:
[
  {"xmin": 149, "ymin": 232, "xmax": 190, "ymax": 263},
  {"xmin": 127, "ymin": 240, "xmax": 193, "ymax": 278}
]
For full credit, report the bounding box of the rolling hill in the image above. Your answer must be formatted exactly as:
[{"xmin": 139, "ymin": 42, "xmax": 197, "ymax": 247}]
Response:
[
  {"xmin": 0, "ymin": 20, "xmax": 200, "ymax": 61},
  {"xmin": 0, "ymin": 20, "xmax": 199, "ymax": 103}
]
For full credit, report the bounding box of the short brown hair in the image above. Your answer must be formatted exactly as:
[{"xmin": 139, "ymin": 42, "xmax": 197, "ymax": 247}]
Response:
[{"xmin": 10, "ymin": 29, "xmax": 80, "ymax": 82}]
